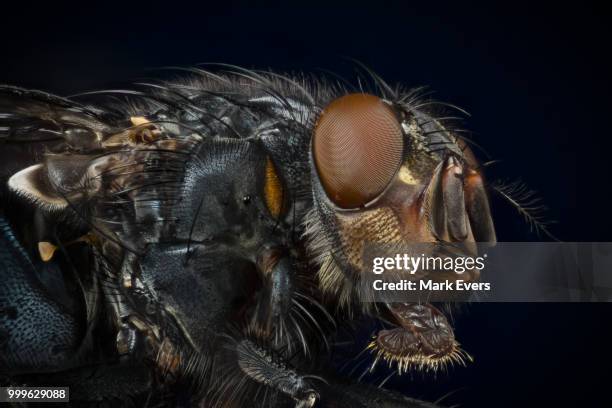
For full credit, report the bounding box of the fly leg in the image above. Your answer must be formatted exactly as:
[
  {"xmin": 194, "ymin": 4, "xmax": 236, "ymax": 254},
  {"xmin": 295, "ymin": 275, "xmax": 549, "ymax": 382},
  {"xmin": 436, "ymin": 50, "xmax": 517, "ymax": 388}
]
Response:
[
  {"xmin": 251, "ymin": 245, "xmax": 333, "ymax": 355},
  {"xmin": 213, "ymin": 332, "xmax": 437, "ymax": 408},
  {"xmin": 234, "ymin": 337, "xmax": 319, "ymax": 408},
  {"xmin": 251, "ymin": 246, "xmax": 295, "ymax": 344},
  {"xmin": 215, "ymin": 246, "xmax": 334, "ymax": 407},
  {"xmin": 231, "ymin": 336, "xmax": 441, "ymax": 408}
]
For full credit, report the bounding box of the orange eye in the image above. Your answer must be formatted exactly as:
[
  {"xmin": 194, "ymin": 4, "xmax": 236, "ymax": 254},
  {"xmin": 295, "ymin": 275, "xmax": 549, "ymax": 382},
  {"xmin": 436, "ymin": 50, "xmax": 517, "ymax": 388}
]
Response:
[{"xmin": 312, "ymin": 93, "xmax": 404, "ymax": 209}]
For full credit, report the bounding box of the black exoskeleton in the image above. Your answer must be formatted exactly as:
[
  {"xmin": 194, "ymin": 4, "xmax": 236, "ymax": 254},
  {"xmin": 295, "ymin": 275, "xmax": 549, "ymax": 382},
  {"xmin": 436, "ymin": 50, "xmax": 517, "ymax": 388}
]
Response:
[{"xmin": 0, "ymin": 67, "xmax": 496, "ymax": 407}]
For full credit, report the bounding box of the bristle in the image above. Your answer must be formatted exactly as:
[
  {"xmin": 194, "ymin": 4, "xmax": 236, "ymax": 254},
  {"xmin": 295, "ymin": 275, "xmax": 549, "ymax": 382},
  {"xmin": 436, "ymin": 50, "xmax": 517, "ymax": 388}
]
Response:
[{"xmin": 366, "ymin": 337, "xmax": 472, "ymax": 375}]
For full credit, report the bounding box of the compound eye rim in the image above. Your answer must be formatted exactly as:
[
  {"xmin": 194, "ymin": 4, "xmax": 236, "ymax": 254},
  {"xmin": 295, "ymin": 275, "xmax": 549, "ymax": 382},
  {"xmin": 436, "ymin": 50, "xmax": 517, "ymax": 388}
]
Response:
[{"xmin": 312, "ymin": 93, "xmax": 404, "ymax": 209}]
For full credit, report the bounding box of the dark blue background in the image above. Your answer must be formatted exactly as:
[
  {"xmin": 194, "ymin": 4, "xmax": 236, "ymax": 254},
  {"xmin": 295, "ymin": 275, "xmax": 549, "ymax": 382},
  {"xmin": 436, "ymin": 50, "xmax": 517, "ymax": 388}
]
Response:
[{"xmin": 2, "ymin": 2, "xmax": 611, "ymax": 406}]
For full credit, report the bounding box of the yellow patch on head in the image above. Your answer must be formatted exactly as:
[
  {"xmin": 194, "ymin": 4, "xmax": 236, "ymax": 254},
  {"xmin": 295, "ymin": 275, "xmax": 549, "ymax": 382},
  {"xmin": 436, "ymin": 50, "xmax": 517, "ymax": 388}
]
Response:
[{"xmin": 398, "ymin": 165, "xmax": 418, "ymax": 185}]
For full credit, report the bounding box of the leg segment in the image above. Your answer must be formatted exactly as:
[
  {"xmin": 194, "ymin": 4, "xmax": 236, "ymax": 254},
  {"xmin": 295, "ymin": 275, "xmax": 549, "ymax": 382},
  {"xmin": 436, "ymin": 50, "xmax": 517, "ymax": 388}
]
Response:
[{"xmin": 235, "ymin": 338, "xmax": 318, "ymax": 408}]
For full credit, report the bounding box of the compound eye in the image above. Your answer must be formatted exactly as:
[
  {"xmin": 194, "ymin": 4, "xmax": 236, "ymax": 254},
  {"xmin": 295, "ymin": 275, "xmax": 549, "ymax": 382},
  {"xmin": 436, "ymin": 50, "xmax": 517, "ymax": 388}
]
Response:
[{"xmin": 312, "ymin": 93, "xmax": 404, "ymax": 209}]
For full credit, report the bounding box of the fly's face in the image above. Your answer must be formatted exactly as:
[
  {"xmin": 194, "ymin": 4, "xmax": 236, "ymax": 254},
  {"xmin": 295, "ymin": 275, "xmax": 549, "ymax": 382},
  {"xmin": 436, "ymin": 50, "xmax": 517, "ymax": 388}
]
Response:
[
  {"xmin": 307, "ymin": 93, "xmax": 496, "ymax": 372},
  {"xmin": 308, "ymin": 93, "xmax": 496, "ymax": 291}
]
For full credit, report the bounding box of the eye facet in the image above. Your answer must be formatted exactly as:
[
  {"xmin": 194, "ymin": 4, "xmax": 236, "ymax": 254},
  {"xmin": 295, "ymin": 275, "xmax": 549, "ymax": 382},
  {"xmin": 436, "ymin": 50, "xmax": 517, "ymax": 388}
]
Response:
[{"xmin": 312, "ymin": 93, "xmax": 404, "ymax": 209}]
